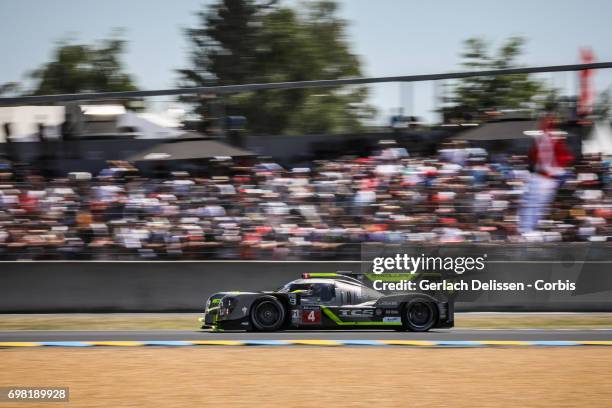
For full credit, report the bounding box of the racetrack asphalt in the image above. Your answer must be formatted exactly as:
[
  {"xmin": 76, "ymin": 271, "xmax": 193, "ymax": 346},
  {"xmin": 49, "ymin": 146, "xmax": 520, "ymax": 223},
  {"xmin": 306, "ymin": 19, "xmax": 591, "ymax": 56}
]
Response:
[{"xmin": 1, "ymin": 328, "xmax": 612, "ymax": 342}]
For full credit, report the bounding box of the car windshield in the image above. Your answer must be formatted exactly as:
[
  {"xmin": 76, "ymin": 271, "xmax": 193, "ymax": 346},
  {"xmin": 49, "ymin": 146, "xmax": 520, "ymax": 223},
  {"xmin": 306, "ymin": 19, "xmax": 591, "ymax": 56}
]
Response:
[{"xmin": 278, "ymin": 282, "xmax": 335, "ymax": 302}]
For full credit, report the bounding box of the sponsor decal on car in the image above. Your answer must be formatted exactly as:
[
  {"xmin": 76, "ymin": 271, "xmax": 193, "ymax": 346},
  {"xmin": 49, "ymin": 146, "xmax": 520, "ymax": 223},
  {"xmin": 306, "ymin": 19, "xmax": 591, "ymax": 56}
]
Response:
[
  {"xmin": 338, "ymin": 309, "xmax": 374, "ymax": 318},
  {"xmin": 377, "ymin": 301, "xmax": 399, "ymax": 306}
]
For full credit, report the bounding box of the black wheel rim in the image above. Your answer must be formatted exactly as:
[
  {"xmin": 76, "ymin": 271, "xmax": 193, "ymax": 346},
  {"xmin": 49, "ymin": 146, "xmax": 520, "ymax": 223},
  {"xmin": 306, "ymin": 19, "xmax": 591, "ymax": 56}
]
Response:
[
  {"xmin": 408, "ymin": 302, "xmax": 433, "ymax": 328},
  {"xmin": 255, "ymin": 301, "xmax": 280, "ymax": 327}
]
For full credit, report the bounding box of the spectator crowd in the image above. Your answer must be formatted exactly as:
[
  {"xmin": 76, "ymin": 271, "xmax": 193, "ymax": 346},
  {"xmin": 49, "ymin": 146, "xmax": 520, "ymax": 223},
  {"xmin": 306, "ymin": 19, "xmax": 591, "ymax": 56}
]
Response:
[{"xmin": 0, "ymin": 144, "xmax": 610, "ymax": 260}]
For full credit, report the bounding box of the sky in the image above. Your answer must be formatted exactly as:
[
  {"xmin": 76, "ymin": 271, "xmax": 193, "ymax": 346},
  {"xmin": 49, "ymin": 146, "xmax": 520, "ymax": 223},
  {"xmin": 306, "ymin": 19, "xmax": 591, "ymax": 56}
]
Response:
[{"xmin": 1, "ymin": 0, "xmax": 612, "ymax": 124}]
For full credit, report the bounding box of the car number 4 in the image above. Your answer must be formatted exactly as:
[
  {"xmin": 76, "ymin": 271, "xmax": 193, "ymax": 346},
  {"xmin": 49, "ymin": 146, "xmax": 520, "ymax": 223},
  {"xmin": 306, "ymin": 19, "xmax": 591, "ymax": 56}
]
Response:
[{"xmin": 302, "ymin": 309, "xmax": 321, "ymax": 324}]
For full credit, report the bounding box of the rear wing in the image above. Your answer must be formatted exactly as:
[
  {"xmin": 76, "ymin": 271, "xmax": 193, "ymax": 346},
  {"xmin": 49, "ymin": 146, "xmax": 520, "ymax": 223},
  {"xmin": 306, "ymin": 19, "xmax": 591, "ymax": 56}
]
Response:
[
  {"xmin": 301, "ymin": 272, "xmax": 363, "ymax": 285},
  {"xmin": 301, "ymin": 271, "xmax": 445, "ymax": 292}
]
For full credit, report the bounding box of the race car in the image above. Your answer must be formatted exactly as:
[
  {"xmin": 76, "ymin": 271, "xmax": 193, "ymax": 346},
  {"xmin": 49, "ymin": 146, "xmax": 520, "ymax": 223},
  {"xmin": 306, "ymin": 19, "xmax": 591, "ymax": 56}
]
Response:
[{"xmin": 200, "ymin": 272, "xmax": 453, "ymax": 332}]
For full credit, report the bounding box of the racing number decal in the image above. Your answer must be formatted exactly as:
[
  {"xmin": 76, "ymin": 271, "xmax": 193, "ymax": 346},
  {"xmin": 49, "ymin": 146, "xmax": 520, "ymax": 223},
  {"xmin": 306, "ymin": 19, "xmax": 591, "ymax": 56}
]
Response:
[{"xmin": 302, "ymin": 309, "xmax": 321, "ymax": 324}]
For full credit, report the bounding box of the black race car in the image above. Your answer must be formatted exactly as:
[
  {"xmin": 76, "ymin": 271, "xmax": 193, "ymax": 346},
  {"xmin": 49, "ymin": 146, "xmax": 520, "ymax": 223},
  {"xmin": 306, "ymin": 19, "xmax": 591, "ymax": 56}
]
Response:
[{"xmin": 200, "ymin": 272, "xmax": 453, "ymax": 332}]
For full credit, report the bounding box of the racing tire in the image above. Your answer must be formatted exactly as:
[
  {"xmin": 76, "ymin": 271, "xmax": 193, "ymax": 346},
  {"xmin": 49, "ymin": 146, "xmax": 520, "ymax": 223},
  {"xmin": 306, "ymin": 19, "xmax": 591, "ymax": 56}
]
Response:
[
  {"xmin": 402, "ymin": 299, "xmax": 437, "ymax": 332},
  {"xmin": 250, "ymin": 296, "xmax": 286, "ymax": 332}
]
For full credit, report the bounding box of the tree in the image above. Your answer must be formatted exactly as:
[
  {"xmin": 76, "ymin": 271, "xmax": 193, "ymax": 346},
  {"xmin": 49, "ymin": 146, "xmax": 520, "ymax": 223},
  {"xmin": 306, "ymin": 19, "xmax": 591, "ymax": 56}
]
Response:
[
  {"xmin": 30, "ymin": 34, "xmax": 138, "ymax": 95},
  {"xmin": 179, "ymin": 0, "xmax": 373, "ymax": 135},
  {"xmin": 178, "ymin": 0, "xmax": 263, "ymax": 134},
  {"xmin": 0, "ymin": 82, "xmax": 19, "ymax": 96},
  {"xmin": 442, "ymin": 37, "xmax": 546, "ymax": 122}
]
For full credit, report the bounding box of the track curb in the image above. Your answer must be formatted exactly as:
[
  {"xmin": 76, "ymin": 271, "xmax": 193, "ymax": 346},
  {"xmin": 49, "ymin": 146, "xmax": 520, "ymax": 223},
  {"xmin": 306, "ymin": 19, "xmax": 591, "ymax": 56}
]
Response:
[{"xmin": 2, "ymin": 340, "xmax": 612, "ymax": 348}]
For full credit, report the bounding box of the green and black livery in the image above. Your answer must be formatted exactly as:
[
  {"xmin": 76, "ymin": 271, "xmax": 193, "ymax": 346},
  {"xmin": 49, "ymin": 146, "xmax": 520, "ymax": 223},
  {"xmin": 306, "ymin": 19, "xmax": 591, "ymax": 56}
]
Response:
[{"xmin": 201, "ymin": 272, "xmax": 453, "ymax": 332}]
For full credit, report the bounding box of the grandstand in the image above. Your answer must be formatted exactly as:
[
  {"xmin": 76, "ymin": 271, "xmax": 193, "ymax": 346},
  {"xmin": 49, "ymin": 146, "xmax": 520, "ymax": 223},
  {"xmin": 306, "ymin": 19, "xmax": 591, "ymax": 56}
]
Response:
[{"xmin": 0, "ymin": 63, "xmax": 611, "ymax": 260}]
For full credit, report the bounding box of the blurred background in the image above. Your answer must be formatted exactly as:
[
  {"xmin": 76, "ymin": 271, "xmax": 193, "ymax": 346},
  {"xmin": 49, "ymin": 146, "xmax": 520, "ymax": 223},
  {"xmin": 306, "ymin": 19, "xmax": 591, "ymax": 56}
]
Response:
[{"xmin": 0, "ymin": 0, "xmax": 611, "ymax": 260}]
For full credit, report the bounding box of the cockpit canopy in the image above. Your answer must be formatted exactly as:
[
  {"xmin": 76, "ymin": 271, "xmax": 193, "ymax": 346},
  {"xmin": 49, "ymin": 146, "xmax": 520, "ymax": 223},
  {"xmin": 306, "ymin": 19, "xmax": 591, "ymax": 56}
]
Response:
[
  {"xmin": 278, "ymin": 278, "xmax": 381, "ymax": 305},
  {"xmin": 278, "ymin": 280, "xmax": 336, "ymax": 302}
]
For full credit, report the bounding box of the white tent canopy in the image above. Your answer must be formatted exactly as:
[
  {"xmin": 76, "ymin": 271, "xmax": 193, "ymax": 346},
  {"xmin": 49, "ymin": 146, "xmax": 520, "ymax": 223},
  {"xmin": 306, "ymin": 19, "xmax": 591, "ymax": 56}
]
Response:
[
  {"xmin": 116, "ymin": 111, "xmax": 183, "ymax": 139},
  {"xmin": 0, "ymin": 106, "xmax": 65, "ymax": 142},
  {"xmin": 583, "ymin": 121, "xmax": 612, "ymax": 156}
]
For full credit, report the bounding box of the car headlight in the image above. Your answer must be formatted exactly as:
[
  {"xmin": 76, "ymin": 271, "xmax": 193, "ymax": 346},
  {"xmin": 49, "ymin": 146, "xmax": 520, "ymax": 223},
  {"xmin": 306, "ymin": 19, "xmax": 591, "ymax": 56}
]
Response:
[{"xmin": 206, "ymin": 295, "xmax": 223, "ymax": 312}]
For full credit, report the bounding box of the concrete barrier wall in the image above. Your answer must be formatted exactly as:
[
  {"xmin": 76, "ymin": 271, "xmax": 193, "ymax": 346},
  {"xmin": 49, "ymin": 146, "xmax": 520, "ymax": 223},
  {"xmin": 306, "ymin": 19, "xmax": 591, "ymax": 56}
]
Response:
[
  {"xmin": 0, "ymin": 262, "xmax": 356, "ymax": 312},
  {"xmin": 1, "ymin": 259, "xmax": 612, "ymax": 312}
]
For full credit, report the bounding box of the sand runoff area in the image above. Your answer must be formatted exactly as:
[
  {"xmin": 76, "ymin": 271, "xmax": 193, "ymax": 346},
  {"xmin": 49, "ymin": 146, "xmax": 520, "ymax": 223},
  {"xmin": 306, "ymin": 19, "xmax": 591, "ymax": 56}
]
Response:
[{"xmin": 1, "ymin": 347, "xmax": 612, "ymax": 407}]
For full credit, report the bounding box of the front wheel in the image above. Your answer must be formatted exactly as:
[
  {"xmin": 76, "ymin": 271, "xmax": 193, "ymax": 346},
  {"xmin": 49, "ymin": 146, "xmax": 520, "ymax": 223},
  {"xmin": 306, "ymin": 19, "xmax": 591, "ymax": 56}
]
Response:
[
  {"xmin": 250, "ymin": 296, "xmax": 286, "ymax": 331},
  {"xmin": 403, "ymin": 299, "xmax": 437, "ymax": 332}
]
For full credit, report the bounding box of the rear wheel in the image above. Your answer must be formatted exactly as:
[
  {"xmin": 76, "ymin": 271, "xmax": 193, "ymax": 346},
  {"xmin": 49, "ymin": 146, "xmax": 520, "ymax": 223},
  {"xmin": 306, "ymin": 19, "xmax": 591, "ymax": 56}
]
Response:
[
  {"xmin": 403, "ymin": 299, "xmax": 437, "ymax": 332},
  {"xmin": 250, "ymin": 296, "xmax": 286, "ymax": 331}
]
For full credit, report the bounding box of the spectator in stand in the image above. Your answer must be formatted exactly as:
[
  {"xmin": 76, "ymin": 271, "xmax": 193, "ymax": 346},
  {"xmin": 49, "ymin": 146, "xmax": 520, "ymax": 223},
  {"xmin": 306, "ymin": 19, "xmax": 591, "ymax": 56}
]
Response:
[
  {"xmin": 0, "ymin": 142, "xmax": 609, "ymax": 260},
  {"xmin": 519, "ymin": 115, "xmax": 574, "ymax": 235}
]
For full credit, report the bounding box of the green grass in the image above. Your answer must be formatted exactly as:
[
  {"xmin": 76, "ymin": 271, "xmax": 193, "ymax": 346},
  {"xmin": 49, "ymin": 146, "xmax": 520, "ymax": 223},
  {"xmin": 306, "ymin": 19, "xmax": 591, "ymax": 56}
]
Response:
[
  {"xmin": 455, "ymin": 313, "xmax": 612, "ymax": 329},
  {"xmin": 0, "ymin": 314, "xmax": 201, "ymax": 331},
  {"xmin": 1, "ymin": 313, "xmax": 612, "ymax": 330}
]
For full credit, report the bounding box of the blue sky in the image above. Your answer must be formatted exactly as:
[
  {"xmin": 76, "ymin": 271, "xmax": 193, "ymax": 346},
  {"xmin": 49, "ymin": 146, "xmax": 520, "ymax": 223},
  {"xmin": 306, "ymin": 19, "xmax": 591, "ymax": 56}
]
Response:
[{"xmin": 1, "ymin": 0, "xmax": 611, "ymax": 123}]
